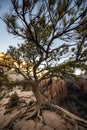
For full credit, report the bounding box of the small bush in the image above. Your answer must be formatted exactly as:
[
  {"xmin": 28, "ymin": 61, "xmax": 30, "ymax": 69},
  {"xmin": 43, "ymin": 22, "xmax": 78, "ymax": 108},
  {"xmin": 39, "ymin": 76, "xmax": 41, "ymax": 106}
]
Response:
[{"xmin": 8, "ymin": 92, "xmax": 19, "ymax": 108}]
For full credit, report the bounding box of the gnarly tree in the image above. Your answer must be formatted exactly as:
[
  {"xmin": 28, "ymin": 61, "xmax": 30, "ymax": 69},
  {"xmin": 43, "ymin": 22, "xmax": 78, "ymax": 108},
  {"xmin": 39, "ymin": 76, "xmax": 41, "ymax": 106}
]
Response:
[{"xmin": 0, "ymin": 0, "xmax": 87, "ymax": 121}]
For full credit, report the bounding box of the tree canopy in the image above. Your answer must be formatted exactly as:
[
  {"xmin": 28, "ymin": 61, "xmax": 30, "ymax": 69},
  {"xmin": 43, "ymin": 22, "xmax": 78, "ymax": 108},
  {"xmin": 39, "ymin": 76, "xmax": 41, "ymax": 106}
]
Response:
[{"xmin": 0, "ymin": 0, "xmax": 87, "ymax": 105}]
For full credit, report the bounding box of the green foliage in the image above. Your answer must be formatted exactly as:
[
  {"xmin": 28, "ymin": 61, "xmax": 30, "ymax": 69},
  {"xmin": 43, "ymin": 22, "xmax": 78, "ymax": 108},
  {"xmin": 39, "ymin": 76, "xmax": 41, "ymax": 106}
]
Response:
[
  {"xmin": 22, "ymin": 84, "xmax": 31, "ymax": 91},
  {"xmin": 0, "ymin": 0, "xmax": 87, "ymax": 86},
  {"xmin": 0, "ymin": 73, "xmax": 9, "ymax": 87},
  {"xmin": 8, "ymin": 92, "xmax": 19, "ymax": 108}
]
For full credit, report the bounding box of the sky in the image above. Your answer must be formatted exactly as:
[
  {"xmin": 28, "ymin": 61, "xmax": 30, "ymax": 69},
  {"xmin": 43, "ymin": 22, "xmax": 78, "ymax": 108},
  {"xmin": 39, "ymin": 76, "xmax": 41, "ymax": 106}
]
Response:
[
  {"xmin": 0, "ymin": 0, "xmax": 63, "ymax": 53},
  {"xmin": 0, "ymin": 0, "xmax": 22, "ymax": 53},
  {"xmin": 0, "ymin": 0, "xmax": 83, "ymax": 75}
]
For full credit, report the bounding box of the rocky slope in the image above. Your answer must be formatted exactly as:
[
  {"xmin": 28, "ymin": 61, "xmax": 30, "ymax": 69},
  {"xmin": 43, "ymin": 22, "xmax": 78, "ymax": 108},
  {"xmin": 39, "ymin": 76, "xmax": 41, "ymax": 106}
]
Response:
[
  {"xmin": 0, "ymin": 69, "xmax": 87, "ymax": 130},
  {"xmin": 0, "ymin": 89, "xmax": 87, "ymax": 130}
]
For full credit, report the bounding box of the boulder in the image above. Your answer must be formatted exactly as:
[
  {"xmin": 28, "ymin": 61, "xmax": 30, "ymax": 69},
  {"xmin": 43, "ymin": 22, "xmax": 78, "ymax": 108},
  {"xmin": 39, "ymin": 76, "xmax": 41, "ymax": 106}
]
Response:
[
  {"xmin": 13, "ymin": 120, "xmax": 26, "ymax": 130},
  {"xmin": 42, "ymin": 110, "xmax": 68, "ymax": 130},
  {"xmin": 21, "ymin": 120, "xmax": 35, "ymax": 130},
  {"xmin": 35, "ymin": 122, "xmax": 44, "ymax": 130}
]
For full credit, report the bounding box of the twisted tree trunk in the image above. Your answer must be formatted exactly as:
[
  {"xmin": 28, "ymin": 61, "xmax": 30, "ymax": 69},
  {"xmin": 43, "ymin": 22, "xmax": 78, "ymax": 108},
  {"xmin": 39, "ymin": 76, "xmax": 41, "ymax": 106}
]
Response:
[
  {"xmin": 31, "ymin": 81, "xmax": 48, "ymax": 105},
  {"xmin": 31, "ymin": 81, "xmax": 87, "ymax": 129}
]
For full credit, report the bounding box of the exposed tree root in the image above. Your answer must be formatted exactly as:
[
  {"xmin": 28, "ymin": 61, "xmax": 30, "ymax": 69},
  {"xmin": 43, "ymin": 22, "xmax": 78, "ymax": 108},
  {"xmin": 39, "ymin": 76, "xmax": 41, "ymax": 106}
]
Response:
[
  {"xmin": 47, "ymin": 102, "xmax": 87, "ymax": 129},
  {"xmin": 3, "ymin": 102, "xmax": 37, "ymax": 129},
  {"xmin": 37, "ymin": 103, "xmax": 43, "ymax": 122},
  {"xmin": 3, "ymin": 100, "xmax": 87, "ymax": 130},
  {"xmin": 3, "ymin": 112, "xmax": 22, "ymax": 130},
  {"xmin": 25, "ymin": 109, "xmax": 37, "ymax": 120},
  {"xmin": 27, "ymin": 101, "xmax": 37, "ymax": 110}
]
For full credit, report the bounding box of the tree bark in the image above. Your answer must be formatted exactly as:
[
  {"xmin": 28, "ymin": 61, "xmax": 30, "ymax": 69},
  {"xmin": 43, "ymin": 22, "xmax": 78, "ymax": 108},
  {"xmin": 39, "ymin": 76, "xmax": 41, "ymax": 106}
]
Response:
[
  {"xmin": 31, "ymin": 81, "xmax": 48, "ymax": 106},
  {"xmin": 31, "ymin": 81, "xmax": 87, "ymax": 127}
]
